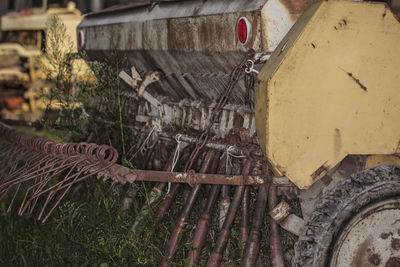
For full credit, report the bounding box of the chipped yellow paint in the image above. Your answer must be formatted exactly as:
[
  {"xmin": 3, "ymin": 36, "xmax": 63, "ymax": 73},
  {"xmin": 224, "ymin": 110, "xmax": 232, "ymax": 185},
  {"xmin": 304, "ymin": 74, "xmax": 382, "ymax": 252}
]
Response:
[
  {"xmin": 255, "ymin": 1, "xmax": 400, "ymax": 189},
  {"xmin": 366, "ymin": 155, "xmax": 400, "ymax": 169}
]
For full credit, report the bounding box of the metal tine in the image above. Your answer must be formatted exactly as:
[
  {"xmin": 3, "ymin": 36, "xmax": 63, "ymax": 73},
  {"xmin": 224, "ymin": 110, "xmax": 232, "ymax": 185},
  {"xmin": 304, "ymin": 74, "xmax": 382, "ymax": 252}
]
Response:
[
  {"xmin": 0, "ymin": 153, "xmax": 68, "ymax": 191},
  {"xmin": 0, "ymin": 156, "xmax": 75, "ymax": 199},
  {"xmin": 239, "ymin": 186, "xmax": 250, "ymax": 257},
  {"xmin": 22, "ymin": 143, "xmax": 117, "ymax": 217},
  {"xmin": 33, "ymin": 145, "xmax": 118, "ymax": 209},
  {"xmin": 38, "ymin": 160, "xmax": 106, "ymax": 222},
  {"xmin": 3, "ymin": 141, "xmax": 86, "ymax": 189},
  {"xmin": 160, "ymin": 150, "xmax": 217, "ymax": 267},
  {"xmin": 268, "ymin": 185, "xmax": 285, "ymax": 267},
  {"xmin": 130, "ymin": 152, "xmax": 175, "ymax": 233},
  {"xmin": 22, "ymin": 160, "xmax": 85, "ymax": 217},
  {"xmin": 31, "ymin": 160, "xmax": 97, "ymax": 208},
  {"xmin": 0, "ymin": 146, "xmax": 28, "ymax": 175},
  {"xmin": 40, "ymin": 173, "xmax": 83, "ymax": 223},
  {"xmin": 241, "ymin": 183, "xmax": 269, "ymax": 267},
  {"xmin": 0, "ymin": 144, "xmax": 18, "ymax": 167},
  {"xmin": 23, "ymin": 170, "xmax": 55, "ymax": 215},
  {"xmin": 206, "ymin": 159, "xmax": 252, "ymax": 267},
  {"xmin": 3, "ymin": 149, "xmax": 39, "ymax": 179},
  {"xmin": 7, "ymin": 183, "xmax": 22, "ymax": 213},
  {"xmin": 186, "ymin": 155, "xmax": 226, "ymax": 266},
  {"xmin": 3, "ymin": 150, "xmax": 52, "ymax": 180}
]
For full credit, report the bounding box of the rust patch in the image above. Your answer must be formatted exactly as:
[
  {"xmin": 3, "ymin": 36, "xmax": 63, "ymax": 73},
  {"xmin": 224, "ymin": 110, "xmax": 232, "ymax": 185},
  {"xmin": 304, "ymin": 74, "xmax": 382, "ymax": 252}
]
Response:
[
  {"xmin": 334, "ymin": 128, "xmax": 342, "ymax": 156},
  {"xmin": 368, "ymin": 253, "xmax": 381, "ymax": 266},
  {"xmin": 380, "ymin": 232, "xmax": 392, "ymax": 239},
  {"xmin": 339, "ymin": 67, "xmax": 368, "ymax": 92},
  {"xmin": 385, "ymin": 257, "xmax": 400, "ymax": 267},
  {"xmin": 391, "ymin": 238, "xmax": 400, "ymax": 250},
  {"xmin": 351, "ymin": 238, "xmax": 371, "ymax": 267},
  {"xmin": 278, "ymin": 0, "xmax": 320, "ymax": 20}
]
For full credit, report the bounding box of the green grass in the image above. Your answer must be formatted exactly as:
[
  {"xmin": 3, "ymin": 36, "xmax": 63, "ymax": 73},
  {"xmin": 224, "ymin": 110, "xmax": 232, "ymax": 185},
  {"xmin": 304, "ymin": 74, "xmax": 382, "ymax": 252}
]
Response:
[
  {"xmin": 0, "ymin": 126, "xmax": 300, "ymax": 266},
  {"xmin": 13, "ymin": 126, "xmax": 70, "ymax": 142}
]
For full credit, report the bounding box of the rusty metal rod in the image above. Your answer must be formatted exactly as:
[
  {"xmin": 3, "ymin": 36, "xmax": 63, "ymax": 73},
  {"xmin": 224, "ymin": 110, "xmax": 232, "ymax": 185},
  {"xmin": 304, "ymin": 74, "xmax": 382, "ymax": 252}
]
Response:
[
  {"xmin": 181, "ymin": 185, "xmax": 191, "ymax": 211},
  {"xmin": 206, "ymin": 184, "xmax": 246, "ymax": 267},
  {"xmin": 239, "ymin": 186, "xmax": 250, "ymax": 257},
  {"xmin": 241, "ymin": 183, "xmax": 269, "ymax": 267},
  {"xmin": 185, "ymin": 155, "xmax": 227, "ymax": 266},
  {"xmin": 113, "ymin": 165, "xmax": 291, "ymax": 186},
  {"xmin": 269, "ymin": 186, "xmax": 285, "ymax": 267},
  {"xmin": 186, "ymin": 184, "xmax": 221, "ymax": 266},
  {"xmin": 160, "ymin": 150, "xmax": 216, "ymax": 267},
  {"xmin": 153, "ymin": 183, "xmax": 181, "ymax": 226}
]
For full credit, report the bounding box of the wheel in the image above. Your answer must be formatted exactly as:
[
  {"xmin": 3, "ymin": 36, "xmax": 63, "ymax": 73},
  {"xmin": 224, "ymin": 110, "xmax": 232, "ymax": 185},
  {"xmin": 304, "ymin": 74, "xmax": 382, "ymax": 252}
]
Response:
[{"xmin": 293, "ymin": 164, "xmax": 400, "ymax": 267}]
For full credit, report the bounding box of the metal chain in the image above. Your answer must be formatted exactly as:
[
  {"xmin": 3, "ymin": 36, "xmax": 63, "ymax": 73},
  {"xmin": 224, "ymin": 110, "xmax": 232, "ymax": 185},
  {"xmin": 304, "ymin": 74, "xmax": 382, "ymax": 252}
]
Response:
[{"xmin": 184, "ymin": 51, "xmax": 256, "ymax": 174}]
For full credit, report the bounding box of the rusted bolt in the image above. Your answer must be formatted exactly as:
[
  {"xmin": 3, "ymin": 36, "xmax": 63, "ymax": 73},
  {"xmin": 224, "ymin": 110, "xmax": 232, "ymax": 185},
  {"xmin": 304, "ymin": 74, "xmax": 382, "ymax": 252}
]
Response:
[
  {"xmin": 269, "ymin": 200, "xmax": 292, "ymax": 223},
  {"xmin": 125, "ymin": 170, "xmax": 137, "ymax": 183}
]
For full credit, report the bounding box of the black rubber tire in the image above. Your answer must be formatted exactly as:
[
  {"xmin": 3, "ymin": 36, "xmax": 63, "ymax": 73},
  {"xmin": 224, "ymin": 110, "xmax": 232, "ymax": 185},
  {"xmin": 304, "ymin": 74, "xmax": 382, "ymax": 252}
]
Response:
[{"xmin": 292, "ymin": 164, "xmax": 400, "ymax": 267}]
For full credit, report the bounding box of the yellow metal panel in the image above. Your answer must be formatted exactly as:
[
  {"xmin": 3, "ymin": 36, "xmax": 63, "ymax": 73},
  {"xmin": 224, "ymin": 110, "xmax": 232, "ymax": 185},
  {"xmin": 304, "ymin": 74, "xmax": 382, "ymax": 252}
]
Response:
[
  {"xmin": 366, "ymin": 155, "xmax": 400, "ymax": 169},
  {"xmin": 255, "ymin": 1, "xmax": 400, "ymax": 189}
]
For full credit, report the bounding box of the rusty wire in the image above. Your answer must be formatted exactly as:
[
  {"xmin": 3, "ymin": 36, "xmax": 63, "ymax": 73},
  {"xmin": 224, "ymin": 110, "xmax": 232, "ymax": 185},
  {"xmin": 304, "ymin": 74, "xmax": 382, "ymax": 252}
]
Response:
[{"xmin": 0, "ymin": 122, "xmax": 118, "ymax": 222}]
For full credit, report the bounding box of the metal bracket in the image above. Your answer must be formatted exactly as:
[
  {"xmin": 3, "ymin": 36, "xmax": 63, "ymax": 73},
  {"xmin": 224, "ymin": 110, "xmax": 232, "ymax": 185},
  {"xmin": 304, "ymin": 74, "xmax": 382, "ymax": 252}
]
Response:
[
  {"xmin": 119, "ymin": 66, "xmax": 162, "ymax": 108},
  {"xmin": 269, "ymin": 200, "xmax": 305, "ymax": 236}
]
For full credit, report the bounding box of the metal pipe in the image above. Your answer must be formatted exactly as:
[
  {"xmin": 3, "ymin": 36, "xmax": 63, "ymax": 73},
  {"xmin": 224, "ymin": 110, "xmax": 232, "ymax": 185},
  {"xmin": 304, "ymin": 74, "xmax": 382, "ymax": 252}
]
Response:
[
  {"xmin": 241, "ymin": 184, "xmax": 269, "ymax": 267},
  {"xmin": 186, "ymin": 154, "xmax": 223, "ymax": 266},
  {"xmin": 269, "ymin": 186, "xmax": 285, "ymax": 267},
  {"xmin": 160, "ymin": 150, "xmax": 216, "ymax": 267},
  {"xmin": 114, "ymin": 166, "xmax": 289, "ymax": 186},
  {"xmin": 206, "ymin": 183, "xmax": 247, "ymax": 267},
  {"xmin": 153, "ymin": 183, "xmax": 181, "ymax": 226},
  {"xmin": 239, "ymin": 186, "xmax": 250, "ymax": 257}
]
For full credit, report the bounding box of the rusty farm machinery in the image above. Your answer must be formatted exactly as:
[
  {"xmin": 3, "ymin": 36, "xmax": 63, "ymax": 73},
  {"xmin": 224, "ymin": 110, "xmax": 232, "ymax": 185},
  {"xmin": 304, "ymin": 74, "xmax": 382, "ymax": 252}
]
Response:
[{"xmin": 1, "ymin": 0, "xmax": 400, "ymax": 266}]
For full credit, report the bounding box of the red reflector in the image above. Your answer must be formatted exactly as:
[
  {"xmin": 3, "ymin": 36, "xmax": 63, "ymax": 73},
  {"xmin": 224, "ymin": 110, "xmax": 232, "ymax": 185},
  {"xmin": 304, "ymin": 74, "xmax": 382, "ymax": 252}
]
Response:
[
  {"xmin": 77, "ymin": 30, "xmax": 85, "ymax": 49},
  {"xmin": 238, "ymin": 19, "xmax": 248, "ymax": 44}
]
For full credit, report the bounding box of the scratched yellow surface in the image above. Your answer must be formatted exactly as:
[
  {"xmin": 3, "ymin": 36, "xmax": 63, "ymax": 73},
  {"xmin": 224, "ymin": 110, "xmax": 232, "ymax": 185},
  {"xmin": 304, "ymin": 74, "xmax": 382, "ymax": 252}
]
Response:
[{"xmin": 255, "ymin": 1, "xmax": 400, "ymax": 189}]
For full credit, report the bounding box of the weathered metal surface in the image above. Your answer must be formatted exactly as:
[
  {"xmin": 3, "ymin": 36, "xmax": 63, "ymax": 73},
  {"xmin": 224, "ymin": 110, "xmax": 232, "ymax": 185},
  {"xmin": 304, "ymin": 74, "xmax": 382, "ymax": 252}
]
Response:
[
  {"xmin": 186, "ymin": 155, "xmax": 227, "ymax": 266},
  {"xmin": 113, "ymin": 166, "xmax": 280, "ymax": 186},
  {"xmin": 269, "ymin": 200, "xmax": 292, "ymax": 223},
  {"xmin": 330, "ymin": 198, "xmax": 400, "ymax": 267},
  {"xmin": 160, "ymin": 150, "xmax": 217, "ymax": 266},
  {"xmin": 206, "ymin": 184, "xmax": 245, "ymax": 267},
  {"xmin": 278, "ymin": 214, "xmax": 305, "ymax": 236},
  {"xmin": 242, "ymin": 183, "xmax": 269, "ymax": 267},
  {"xmin": 268, "ymin": 186, "xmax": 285, "ymax": 267},
  {"xmin": 256, "ymin": 1, "xmax": 400, "ymax": 189},
  {"xmin": 78, "ymin": 0, "xmax": 317, "ymax": 106},
  {"xmin": 0, "ymin": 122, "xmax": 118, "ymax": 222},
  {"xmin": 239, "ymin": 186, "xmax": 250, "ymax": 257}
]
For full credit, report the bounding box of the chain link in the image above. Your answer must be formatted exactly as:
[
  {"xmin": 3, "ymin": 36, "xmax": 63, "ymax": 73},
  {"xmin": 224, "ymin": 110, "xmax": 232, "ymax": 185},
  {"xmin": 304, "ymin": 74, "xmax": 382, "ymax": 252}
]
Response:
[{"xmin": 184, "ymin": 51, "xmax": 256, "ymax": 175}]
